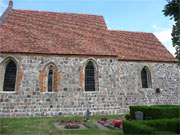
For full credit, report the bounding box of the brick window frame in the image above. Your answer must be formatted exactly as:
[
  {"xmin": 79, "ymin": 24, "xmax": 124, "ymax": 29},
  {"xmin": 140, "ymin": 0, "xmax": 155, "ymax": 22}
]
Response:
[
  {"xmin": 0, "ymin": 57, "xmax": 23, "ymax": 93},
  {"xmin": 39, "ymin": 62, "xmax": 60, "ymax": 93},
  {"xmin": 80, "ymin": 58, "xmax": 99, "ymax": 92}
]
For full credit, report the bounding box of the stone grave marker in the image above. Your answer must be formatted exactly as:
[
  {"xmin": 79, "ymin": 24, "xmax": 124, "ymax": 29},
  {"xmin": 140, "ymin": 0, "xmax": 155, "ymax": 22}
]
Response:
[{"xmin": 135, "ymin": 111, "xmax": 144, "ymax": 120}]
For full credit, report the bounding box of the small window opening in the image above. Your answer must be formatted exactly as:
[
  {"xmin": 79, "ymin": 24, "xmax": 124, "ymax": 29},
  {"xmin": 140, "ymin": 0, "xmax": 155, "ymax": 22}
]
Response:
[
  {"xmin": 48, "ymin": 69, "xmax": 53, "ymax": 92},
  {"xmin": 156, "ymin": 88, "xmax": 161, "ymax": 94}
]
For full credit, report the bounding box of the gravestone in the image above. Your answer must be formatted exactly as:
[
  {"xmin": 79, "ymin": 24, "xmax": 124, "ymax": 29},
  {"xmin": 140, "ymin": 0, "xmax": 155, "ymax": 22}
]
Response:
[
  {"xmin": 85, "ymin": 109, "xmax": 91, "ymax": 121},
  {"xmin": 135, "ymin": 111, "xmax": 144, "ymax": 120}
]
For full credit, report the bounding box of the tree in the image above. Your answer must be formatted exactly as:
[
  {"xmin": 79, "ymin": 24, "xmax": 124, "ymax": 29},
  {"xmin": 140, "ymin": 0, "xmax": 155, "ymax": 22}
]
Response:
[{"xmin": 163, "ymin": 0, "xmax": 180, "ymax": 60}]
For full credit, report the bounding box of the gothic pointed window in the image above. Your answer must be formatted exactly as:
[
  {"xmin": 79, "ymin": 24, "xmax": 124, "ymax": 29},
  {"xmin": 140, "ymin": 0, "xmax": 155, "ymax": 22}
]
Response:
[
  {"xmin": 48, "ymin": 69, "xmax": 53, "ymax": 92},
  {"xmin": 85, "ymin": 61, "xmax": 95, "ymax": 91},
  {"xmin": 39, "ymin": 63, "xmax": 60, "ymax": 93},
  {"xmin": 141, "ymin": 66, "xmax": 152, "ymax": 88},
  {"xmin": 3, "ymin": 60, "xmax": 17, "ymax": 91}
]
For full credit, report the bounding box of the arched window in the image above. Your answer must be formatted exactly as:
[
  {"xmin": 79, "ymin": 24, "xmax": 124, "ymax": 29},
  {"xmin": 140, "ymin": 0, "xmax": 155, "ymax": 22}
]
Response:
[
  {"xmin": 3, "ymin": 60, "xmax": 17, "ymax": 91},
  {"xmin": 141, "ymin": 66, "xmax": 152, "ymax": 88},
  {"xmin": 48, "ymin": 69, "xmax": 53, "ymax": 92},
  {"xmin": 85, "ymin": 61, "xmax": 95, "ymax": 91},
  {"xmin": 39, "ymin": 62, "xmax": 60, "ymax": 93}
]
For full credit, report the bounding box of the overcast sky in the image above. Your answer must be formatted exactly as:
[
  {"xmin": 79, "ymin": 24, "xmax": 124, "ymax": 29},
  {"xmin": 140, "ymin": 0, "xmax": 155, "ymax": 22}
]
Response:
[{"xmin": 0, "ymin": 0, "xmax": 175, "ymax": 55}]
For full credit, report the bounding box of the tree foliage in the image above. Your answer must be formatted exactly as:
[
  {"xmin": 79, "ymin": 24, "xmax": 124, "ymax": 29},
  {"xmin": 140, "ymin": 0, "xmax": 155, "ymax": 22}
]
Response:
[{"xmin": 163, "ymin": 0, "xmax": 180, "ymax": 60}]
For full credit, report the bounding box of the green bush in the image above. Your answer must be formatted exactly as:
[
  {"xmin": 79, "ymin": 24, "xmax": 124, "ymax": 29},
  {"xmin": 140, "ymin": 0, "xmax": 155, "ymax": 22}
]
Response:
[
  {"xmin": 144, "ymin": 118, "xmax": 180, "ymax": 133},
  {"xmin": 177, "ymin": 122, "xmax": 180, "ymax": 134},
  {"xmin": 129, "ymin": 105, "xmax": 180, "ymax": 120},
  {"xmin": 152, "ymin": 105, "xmax": 180, "ymax": 107},
  {"xmin": 123, "ymin": 118, "xmax": 180, "ymax": 134},
  {"xmin": 123, "ymin": 120, "xmax": 155, "ymax": 135},
  {"xmin": 125, "ymin": 114, "xmax": 131, "ymax": 120}
]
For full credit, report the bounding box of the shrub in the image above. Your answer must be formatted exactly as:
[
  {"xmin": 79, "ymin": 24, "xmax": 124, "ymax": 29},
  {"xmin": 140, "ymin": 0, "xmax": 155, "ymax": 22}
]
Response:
[
  {"xmin": 144, "ymin": 118, "xmax": 180, "ymax": 133},
  {"xmin": 129, "ymin": 105, "xmax": 180, "ymax": 120},
  {"xmin": 152, "ymin": 105, "xmax": 180, "ymax": 107},
  {"xmin": 123, "ymin": 118, "xmax": 180, "ymax": 134},
  {"xmin": 177, "ymin": 122, "xmax": 180, "ymax": 134},
  {"xmin": 125, "ymin": 114, "xmax": 130, "ymax": 120},
  {"xmin": 123, "ymin": 120, "xmax": 155, "ymax": 135}
]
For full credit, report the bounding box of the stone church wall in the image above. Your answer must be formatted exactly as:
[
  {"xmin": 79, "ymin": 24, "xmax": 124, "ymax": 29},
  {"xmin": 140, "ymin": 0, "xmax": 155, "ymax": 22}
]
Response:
[{"xmin": 0, "ymin": 53, "xmax": 179, "ymax": 117}]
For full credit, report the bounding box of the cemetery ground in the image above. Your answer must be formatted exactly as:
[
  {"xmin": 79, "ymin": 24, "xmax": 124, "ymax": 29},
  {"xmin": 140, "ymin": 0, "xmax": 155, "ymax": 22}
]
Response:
[
  {"xmin": 0, "ymin": 105, "xmax": 179, "ymax": 135},
  {"xmin": 0, "ymin": 115, "xmax": 124, "ymax": 135}
]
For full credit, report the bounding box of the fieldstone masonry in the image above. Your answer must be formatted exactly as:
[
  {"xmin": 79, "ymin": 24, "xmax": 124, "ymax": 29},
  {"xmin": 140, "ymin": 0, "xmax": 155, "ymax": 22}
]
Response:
[{"xmin": 0, "ymin": 53, "xmax": 179, "ymax": 117}]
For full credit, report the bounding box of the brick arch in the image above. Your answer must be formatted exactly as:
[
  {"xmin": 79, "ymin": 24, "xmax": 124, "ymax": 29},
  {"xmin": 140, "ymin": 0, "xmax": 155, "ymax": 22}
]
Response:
[
  {"xmin": 39, "ymin": 62, "xmax": 60, "ymax": 93},
  {"xmin": 80, "ymin": 58, "xmax": 99, "ymax": 91},
  {"xmin": 0, "ymin": 56, "xmax": 23, "ymax": 93}
]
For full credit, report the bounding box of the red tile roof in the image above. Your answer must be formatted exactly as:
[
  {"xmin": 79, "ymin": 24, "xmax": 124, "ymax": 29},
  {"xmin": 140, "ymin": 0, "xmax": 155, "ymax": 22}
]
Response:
[
  {"xmin": 0, "ymin": 8, "xmax": 176, "ymax": 62},
  {"xmin": 106, "ymin": 30, "xmax": 176, "ymax": 62}
]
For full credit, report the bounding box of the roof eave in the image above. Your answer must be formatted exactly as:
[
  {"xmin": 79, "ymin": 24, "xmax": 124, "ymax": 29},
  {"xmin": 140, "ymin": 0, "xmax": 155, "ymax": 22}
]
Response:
[
  {"xmin": 118, "ymin": 58, "xmax": 179, "ymax": 63},
  {"xmin": 0, "ymin": 51, "xmax": 118, "ymax": 58}
]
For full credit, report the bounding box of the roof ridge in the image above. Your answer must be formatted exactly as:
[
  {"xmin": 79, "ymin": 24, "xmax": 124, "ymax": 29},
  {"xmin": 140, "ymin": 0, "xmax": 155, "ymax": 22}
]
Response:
[
  {"xmin": 13, "ymin": 9, "xmax": 104, "ymax": 18},
  {"xmin": 109, "ymin": 29, "xmax": 153, "ymax": 34}
]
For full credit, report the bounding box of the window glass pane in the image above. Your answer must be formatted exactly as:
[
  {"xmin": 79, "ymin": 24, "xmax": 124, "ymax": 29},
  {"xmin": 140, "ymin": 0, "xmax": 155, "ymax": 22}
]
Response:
[
  {"xmin": 141, "ymin": 67, "xmax": 148, "ymax": 88},
  {"xmin": 3, "ymin": 60, "xmax": 17, "ymax": 91},
  {"xmin": 48, "ymin": 70, "xmax": 53, "ymax": 92},
  {"xmin": 85, "ymin": 61, "xmax": 95, "ymax": 91}
]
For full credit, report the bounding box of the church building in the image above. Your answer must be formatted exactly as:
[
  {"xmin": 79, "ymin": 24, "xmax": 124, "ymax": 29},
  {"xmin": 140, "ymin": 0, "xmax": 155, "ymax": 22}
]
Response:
[{"xmin": 0, "ymin": 1, "xmax": 179, "ymax": 116}]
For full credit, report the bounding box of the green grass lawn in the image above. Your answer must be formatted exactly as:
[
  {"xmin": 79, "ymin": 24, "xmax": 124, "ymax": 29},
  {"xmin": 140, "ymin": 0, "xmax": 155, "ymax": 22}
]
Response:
[{"xmin": 0, "ymin": 115, "xmax": 124, "ymax": 135}]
